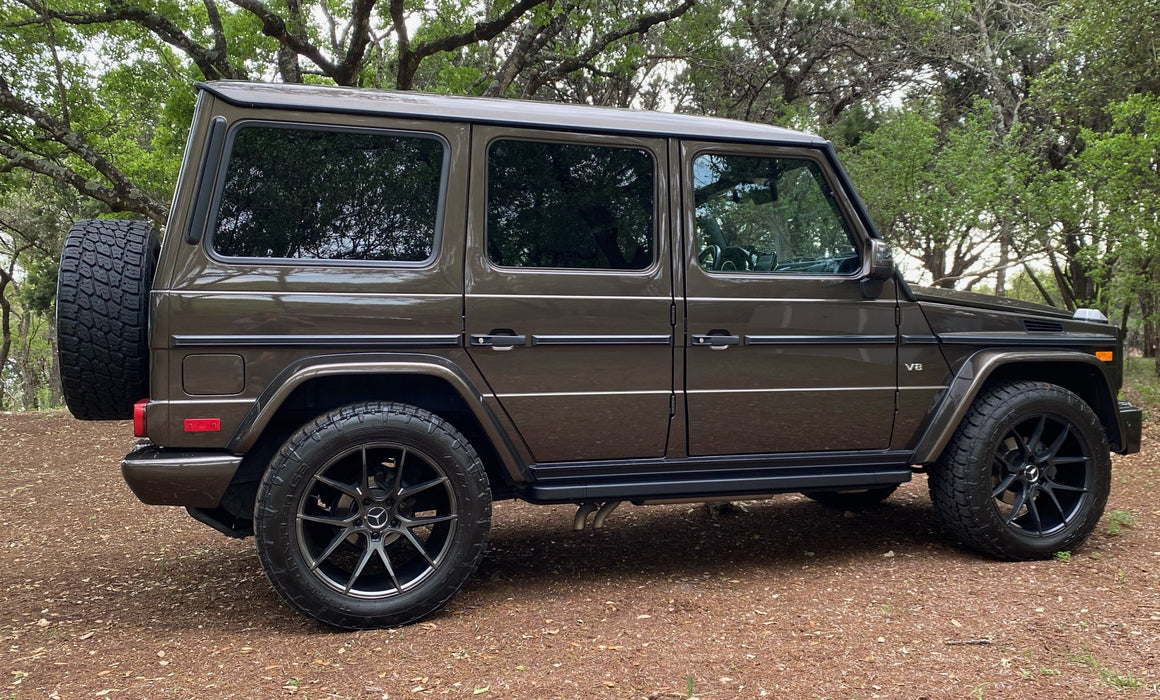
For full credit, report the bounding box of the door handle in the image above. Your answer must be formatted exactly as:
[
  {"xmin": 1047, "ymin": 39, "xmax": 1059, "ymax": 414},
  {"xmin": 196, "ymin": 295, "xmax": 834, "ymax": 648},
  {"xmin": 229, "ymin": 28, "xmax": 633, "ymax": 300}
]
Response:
[
  {"xmin": 470, "ymin": 332, "xmax": 527, "ymax": 350},
  {"xmin": 691, "ymin": 332, "xmax": 741, "ymax": 349}
]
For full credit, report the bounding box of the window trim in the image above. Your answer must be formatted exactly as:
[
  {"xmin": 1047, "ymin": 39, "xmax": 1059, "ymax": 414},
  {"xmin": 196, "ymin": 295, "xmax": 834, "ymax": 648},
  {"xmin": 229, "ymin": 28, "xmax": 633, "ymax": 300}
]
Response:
[
  {"xmin": 685, "ymin": 143, "xmax": 866, "ymax": 280},
  {"xmin": 204, "ymin": 119, "xmax": 451, "ymax": 269},
  {"xmin": 482, "ymin": 133, "xmax": 662, "ymax": 274}
]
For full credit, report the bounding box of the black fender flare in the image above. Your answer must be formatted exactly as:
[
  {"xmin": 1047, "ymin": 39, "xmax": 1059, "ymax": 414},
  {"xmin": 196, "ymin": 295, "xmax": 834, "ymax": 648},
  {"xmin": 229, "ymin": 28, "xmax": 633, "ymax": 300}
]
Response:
[
  {"xmin": 226, "ymin": 352, "xmax": 530, "ymax": 485},
  {"xmin": 911, "ymin": 350, "xmax": 1123, "ymax": 464}
]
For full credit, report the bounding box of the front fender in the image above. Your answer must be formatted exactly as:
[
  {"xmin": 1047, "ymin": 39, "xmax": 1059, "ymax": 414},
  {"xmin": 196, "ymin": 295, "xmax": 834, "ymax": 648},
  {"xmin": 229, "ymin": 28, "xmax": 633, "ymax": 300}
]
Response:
[{"xmin": 911, "ymin": 350, "xmax": 1123, "ymax": 464}]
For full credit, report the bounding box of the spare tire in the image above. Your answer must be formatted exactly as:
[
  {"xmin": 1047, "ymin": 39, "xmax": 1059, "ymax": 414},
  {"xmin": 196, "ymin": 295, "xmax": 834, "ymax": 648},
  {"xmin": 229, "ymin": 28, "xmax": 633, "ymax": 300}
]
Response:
[{"xmin": 56, "ymin": 219, "xmax": 160, "ymax": 420}]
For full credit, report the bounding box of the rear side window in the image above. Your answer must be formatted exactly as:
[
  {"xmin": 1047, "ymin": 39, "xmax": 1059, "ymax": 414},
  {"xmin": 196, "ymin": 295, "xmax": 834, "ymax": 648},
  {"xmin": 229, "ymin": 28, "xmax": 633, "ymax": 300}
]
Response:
[
  {"xmin": 212, "ymin": 125, "xmax": 446, "ymax": 263},
  {"xmin": 486, "ymin": 139, "xmax": 654, "ymax": 270}
]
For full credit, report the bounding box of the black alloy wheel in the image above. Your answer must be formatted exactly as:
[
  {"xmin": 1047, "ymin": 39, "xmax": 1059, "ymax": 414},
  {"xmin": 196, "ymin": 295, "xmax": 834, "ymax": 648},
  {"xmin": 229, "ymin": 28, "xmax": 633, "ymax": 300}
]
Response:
[
  {"xmin": 929, "ymin": 381, "xmax": 1111, "ymax": 560},
  {"xmin": 989, "ymin": 414, "xmax": 1094, "ymax": 538},
  {"xmin": 296, "ymin": 441, "xmax": 459, "ymax": 599},
  {"xmin": 255, "ymin": 402, "xmax": 491, "ymax": 629}
]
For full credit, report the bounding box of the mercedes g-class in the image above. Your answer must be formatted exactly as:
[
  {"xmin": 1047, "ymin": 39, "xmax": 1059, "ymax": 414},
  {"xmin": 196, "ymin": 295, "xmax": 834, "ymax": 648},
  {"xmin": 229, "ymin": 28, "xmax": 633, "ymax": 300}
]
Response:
[{"xmin": 56, "ymin": 81, "xmax": 1142, "ymax": 629}]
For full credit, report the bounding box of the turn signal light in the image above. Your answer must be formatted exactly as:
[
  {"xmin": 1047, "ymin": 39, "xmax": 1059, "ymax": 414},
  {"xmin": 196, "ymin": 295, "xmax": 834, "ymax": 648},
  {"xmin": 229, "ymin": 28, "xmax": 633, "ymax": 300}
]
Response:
[
  {"xmin": 133, "ymin": 399, "xmax": 149, "ymax": 438},
  {"xmin": 1095, "ymin": 350, "xmax": 1114, "ymax": 362}
]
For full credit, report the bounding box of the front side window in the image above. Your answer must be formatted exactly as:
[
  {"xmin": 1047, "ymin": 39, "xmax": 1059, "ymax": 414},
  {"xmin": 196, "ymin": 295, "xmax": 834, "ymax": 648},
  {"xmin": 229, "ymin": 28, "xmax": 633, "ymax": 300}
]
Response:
[
  {"xmin": 486, "ymin": 139, "xmax": 654, "ymax": 270},
  {"xmin": 212, "ymin": 125, "xmax": 445, "ymax": 262},
  {"xmin": 693, "ymin": 153, "xmax": 859, "ymax": 275}
]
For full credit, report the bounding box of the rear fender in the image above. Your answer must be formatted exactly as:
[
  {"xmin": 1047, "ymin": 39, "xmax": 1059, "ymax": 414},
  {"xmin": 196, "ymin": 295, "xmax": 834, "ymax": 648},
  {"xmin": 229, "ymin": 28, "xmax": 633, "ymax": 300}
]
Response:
[{"xmin": 227, "ymin": 352, "xmax": 529, "ymax": 485}]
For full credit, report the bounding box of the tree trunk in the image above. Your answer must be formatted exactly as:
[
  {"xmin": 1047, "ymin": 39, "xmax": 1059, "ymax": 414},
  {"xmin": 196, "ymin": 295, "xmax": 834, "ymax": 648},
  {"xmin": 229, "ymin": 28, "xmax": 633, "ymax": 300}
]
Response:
[
  {"xmin": 994, "ymin": 226, "xmax": 1010, "ymax": 297},
  {"xmin": 0, "ymin": 273, "xmax": 12, "ymax": 411},
  {"xmin": 16, "ymin": 310, "xmax": 38, "ymax": 410},
  {"xmin": 46, "ymin": 310, "xmax": 63, "ymax": 407}
]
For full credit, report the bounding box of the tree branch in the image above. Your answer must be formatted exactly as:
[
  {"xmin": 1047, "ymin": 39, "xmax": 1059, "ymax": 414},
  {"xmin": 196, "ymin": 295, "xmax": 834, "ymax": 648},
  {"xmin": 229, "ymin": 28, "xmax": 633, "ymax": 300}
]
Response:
[
  {"xmin": 227, "ymin": 0, "xmax": 339, "ymax": 78},
  {"xmin": 0, "ymin": 142, "xmax": 167, "ymax": 224},
  {"xmin": 13, "ymin": 0, "xmax": 246, "ymax": 81},
  {"xmin": 485, "ymin": 3, "xmax": 574, "ymax": 97},
  {"xmin": 524, "ymin": 0, "xmax": 695, "ymax": 96},
  {"xmin": 397, "ymin": 0, "xmax": 553, "ymax": 89}
]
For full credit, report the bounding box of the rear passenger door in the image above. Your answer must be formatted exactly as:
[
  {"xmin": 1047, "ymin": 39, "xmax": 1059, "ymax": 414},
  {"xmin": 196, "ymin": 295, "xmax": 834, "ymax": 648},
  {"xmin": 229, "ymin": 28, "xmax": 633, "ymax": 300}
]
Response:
[{"xmin": 465, "ymin": 127, "xmax": 674, "ymax": 464}]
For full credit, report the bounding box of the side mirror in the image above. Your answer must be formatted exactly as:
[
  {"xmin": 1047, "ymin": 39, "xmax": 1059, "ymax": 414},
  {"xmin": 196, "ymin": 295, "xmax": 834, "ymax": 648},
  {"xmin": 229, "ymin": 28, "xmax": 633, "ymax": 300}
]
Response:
[
  {"xmin": 866, "ymin": 239, "xmax": 895, "ymax": 281},
  {"xmin": 860, "ymin": 239, "xmax": 895, "ymax": 299}
]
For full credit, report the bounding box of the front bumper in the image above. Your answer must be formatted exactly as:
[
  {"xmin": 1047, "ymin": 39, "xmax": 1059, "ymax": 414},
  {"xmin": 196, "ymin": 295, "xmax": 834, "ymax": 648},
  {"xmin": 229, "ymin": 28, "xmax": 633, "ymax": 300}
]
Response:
[
  {"xmin": 121, "ymin": 441, "xmax": 242, "ymax": 507},
  {"xmin": 1117, "ymin": 401, "xmax": 1143, "ymax": 455}
]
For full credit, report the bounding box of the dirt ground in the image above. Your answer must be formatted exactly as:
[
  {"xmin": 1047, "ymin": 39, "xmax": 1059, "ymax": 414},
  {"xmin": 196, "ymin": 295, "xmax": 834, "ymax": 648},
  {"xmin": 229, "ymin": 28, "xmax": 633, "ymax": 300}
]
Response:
[{"xmin": 2, "ymin": 411, "xmax": 1158, "ymax": 699}]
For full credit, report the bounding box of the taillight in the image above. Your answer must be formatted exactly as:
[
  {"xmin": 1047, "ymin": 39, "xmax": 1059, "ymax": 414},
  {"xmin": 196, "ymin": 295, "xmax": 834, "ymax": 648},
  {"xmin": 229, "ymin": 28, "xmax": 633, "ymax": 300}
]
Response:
[{"xmin": 133, "ymin": 399, "xmax": 149, "ymax": 437}]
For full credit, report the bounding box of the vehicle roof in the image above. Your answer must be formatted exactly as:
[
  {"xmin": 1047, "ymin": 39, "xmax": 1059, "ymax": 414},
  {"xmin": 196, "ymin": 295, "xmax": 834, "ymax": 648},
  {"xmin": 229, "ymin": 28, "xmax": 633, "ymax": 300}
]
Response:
[{"xmin": 197, "ymin": 81, "xmax": 826, "ymax": 146}]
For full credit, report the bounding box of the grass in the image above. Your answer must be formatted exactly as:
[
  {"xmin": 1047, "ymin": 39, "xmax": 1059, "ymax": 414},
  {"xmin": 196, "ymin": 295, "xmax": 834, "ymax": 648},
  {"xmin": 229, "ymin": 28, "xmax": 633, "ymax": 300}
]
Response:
[
  {"xmin": 1069, "ymin": 650, "xmax": 1142, "ymax": 690},
  {"xmin": 1122, "ymin": 356, "xmax": 1160, "ymax": 415},
  {"xmin": 1105, "ymin": 509, "xmax": 1137, "ymax": 537}
]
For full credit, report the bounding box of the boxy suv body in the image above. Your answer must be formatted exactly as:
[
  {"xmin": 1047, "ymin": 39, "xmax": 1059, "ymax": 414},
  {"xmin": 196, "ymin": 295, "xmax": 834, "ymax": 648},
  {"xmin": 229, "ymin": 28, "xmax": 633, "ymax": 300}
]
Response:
[{"xmin": 55, "ymin": 81, "xmax": 1142, "ymax": 628}]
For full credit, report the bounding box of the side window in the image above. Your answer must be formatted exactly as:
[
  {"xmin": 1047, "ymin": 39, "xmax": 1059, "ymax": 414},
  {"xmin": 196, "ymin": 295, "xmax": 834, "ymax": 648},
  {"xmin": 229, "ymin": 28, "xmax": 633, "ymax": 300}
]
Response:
[
  {"xmin": 692, "ymin": 153, "xmax": 860, "ymax": 275},
  {"xmin": 486, "ymin": 139, "xmax": 654, "ymax": 270},
  {"xmin": 212, "ymin": 125, "xmax": 445, "ymax": 263}
]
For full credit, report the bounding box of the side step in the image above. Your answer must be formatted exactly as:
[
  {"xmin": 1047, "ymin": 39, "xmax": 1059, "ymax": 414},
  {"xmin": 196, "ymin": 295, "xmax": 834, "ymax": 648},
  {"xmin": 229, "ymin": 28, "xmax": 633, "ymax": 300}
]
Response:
[{"xmin": 522, "ymin": 465, "xmax": 912, "ymax": 504}]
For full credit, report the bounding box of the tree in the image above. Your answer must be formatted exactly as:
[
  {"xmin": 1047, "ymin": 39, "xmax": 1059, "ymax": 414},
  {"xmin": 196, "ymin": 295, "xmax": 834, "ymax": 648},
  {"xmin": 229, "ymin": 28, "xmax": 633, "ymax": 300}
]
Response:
[
  {"xmin": 1078, "ymin": 95, "xmax": 1160, "ymax": 369},
  {"xmin": 844, "ymin": 99, "xmax": 1019, "ymax": 289},
  {"xmin": 0, "ymin": 172, "xmax": 88, "ymax": 408},
  {"xmin": 0, "ymin": 0, "xmax": 694, "ymax": 225},
  {"xmin": 674, "ymin": 0, "xmax": 911, "ymax": 128}
]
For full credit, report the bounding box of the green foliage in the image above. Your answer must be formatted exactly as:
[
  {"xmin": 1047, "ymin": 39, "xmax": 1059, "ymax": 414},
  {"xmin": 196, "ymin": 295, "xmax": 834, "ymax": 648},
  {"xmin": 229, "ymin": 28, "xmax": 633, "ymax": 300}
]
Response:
[
  {"xmin": 0, "ymin": 0, "xmax": 1159, "ymax": 409},
  {"xmin": 843, "ymin": 98, "xmax": 1020, "ymax": 287},
  {"xmin": 1104, "ymin": 509, "xmax": 1136, "ymax": 537},
  {"xmin": 1078, "ymin": 95, "xmax": 1160, "ymax": 340}
]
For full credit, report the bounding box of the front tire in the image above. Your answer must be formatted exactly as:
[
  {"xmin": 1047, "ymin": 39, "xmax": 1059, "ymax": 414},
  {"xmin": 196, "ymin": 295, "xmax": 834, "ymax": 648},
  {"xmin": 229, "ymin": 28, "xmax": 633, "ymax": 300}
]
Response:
[
  {"xmin": 929, "ymin": 381, "xmax": 1111, "ymax": 560},
  {"xmin": 255, "ymin": 402, "xmax": 491, "ymax": 629}
]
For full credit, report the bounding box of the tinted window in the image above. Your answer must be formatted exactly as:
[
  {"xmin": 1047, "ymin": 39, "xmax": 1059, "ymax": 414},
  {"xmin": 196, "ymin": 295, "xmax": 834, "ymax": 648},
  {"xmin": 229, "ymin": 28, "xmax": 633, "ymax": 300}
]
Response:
[
  {"xmin": 213, "ymin": 125, "xmax": 445, "ymax": 262},
  {"xmin": 693, "ymin": 154, "xmax": 859, "ymax": 275},
  {"xmin": 487, "ymin": 139, "xmax": 654, "ymax": 270}
]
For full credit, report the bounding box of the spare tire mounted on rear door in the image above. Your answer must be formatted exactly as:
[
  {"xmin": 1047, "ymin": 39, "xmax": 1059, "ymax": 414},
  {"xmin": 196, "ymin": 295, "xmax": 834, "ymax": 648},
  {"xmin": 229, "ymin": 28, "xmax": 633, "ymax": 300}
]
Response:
[{"xmin": 56, "ymin": 219, "xmax": 159, "ymax": 421}]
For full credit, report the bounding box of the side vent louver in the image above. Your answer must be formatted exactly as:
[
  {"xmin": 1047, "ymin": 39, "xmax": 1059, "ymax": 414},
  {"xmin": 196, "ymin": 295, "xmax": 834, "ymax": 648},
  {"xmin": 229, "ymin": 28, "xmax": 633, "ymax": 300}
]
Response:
[{"xmin": 1023, "ymin": 318, "xmax": 1065, "ymax": 334}]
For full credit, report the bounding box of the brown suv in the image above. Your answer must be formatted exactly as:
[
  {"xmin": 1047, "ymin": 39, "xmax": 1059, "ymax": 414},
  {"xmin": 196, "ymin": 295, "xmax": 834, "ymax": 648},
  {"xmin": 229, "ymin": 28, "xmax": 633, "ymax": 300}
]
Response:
[{"xmin": 55, "ymin": 81, "xmax": 1142, "ymax": 629}]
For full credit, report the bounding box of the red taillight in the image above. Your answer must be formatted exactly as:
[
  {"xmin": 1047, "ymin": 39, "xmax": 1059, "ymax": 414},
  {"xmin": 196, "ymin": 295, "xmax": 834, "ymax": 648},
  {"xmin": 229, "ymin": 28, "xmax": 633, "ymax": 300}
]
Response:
[{"xmin": 133, "ymin": 399, "xmax": 149, "ymax": 437}]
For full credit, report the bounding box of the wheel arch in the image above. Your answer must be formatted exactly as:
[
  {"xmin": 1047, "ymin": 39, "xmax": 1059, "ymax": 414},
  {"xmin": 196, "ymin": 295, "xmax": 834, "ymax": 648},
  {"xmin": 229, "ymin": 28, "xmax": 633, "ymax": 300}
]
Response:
[
  {"xmin": 912, "ymin": 350, "xmax": 1125, "ymax": 464},
  {"xmin": 212, "ymin": 354, "xmax": 526, "ymax": 525}
]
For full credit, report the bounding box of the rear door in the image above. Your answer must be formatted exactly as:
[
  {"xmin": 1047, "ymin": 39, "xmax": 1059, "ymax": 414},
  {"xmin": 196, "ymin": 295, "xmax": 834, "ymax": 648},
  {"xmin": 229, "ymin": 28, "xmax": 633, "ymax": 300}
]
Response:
[
  {"xmin": 680, "ymin": 142, "xmax": 898, "ymax": 456},
  {"xmin": 465, "ymin": 127, "xmax": 674, "ymax": 464}
]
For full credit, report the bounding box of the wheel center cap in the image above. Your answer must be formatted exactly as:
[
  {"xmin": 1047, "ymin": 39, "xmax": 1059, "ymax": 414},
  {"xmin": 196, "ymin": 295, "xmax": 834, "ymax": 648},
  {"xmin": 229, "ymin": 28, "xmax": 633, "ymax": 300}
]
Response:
[
  {"xmin": 1023, "ymin": 464, "xmax": 1041, "ymax": 482},
  {"xmin": 365, "ymin": 506, "xmax": 390, "ymax": 530}
]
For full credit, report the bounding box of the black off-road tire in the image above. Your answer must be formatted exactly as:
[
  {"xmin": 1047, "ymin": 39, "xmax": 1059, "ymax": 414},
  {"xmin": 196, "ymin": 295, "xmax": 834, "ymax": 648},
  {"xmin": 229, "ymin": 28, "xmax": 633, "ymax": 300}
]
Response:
[
  {"xmin": 255, "ymin": 402, "xmax": 492, "ymax": 629},
  {"xmin": 804, "ymin": 485, "xmax": 899, "ymax": 510},
  {"xmin": 929, "ymin": 381, "xmax": 1111, "ymax": 560},
  {"xmin": 56, "ymin": 219, "xmax": 159, "ymax": 420}
]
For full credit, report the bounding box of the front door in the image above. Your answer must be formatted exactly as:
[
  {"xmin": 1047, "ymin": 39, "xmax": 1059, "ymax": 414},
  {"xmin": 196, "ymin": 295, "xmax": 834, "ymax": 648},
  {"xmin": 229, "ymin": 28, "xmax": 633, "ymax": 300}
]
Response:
[
  {"xmin": 681, "ymin": 142, "xmax": 897, "ymax": 456},
  {"xmin": 465, "ymin": 127, "xmax": 674, "ymax": 464}
]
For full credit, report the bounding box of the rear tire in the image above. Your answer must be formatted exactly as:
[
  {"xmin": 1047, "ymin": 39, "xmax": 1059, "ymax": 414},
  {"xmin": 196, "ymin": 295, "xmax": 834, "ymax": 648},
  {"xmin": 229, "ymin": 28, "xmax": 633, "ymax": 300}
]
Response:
[
  {"xmin": 254, "ymin": 402, "xmax": 491, "ymax": 629},
  {"xmin": 56, "ymin": 219, "xmax": 159, "ymax": 420},
  {"xmin": 928, "ymin": 381, "xmax": 1110, "ymax": 560}
]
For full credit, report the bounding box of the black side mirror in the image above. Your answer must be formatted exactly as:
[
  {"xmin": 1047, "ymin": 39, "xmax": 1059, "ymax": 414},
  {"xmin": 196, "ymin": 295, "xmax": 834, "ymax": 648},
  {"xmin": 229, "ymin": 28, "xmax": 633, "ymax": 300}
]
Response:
[
  {"xmin": 866, "ymin": 239, "xmax": 895, "ymax": 281},
  {"xmin": 860, "ymin": 239, "xmax": 895, "ymax": 298}
]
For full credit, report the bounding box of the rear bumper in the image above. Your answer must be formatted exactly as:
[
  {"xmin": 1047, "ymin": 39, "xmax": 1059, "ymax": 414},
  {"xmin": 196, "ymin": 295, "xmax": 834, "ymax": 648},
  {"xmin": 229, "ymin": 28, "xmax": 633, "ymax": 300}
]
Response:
[
  {"xmin": 1117, "ymin": 401, "xmax": 1143, "ymax": 455},
  {"xmin": 121, "ymin": 441, "xmax": 242, "ymax": 507}
]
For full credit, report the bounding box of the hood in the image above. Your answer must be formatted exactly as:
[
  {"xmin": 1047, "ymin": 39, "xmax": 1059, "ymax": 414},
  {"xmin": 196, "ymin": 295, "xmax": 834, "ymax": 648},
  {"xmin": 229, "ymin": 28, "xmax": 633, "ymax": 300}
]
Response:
[{"xmin": 911, "ymin": 285, "xmax": 1072, "ymax": 319}]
